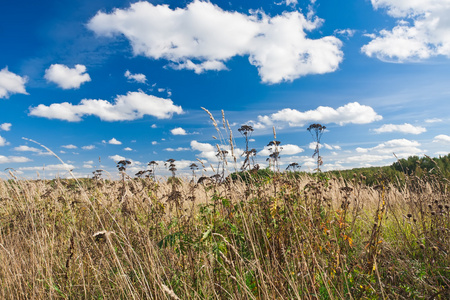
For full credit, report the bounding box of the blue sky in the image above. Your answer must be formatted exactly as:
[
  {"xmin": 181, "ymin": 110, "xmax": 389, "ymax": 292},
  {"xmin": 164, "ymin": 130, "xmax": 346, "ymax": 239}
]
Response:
[{"xmin": 1, "ymin": 0, "xmax": 450, "ymax": 178}]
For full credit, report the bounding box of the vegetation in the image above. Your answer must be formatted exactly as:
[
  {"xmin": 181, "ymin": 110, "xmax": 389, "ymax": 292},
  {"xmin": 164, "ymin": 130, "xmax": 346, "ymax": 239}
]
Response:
[
  {"xmin": 328, "ymin": 153, "xmax": 450, "ymax": 186},
  {"xmin": 1, "ymin": 159, "xmax": 449, "ymax": 299},
  {"xmin": 1, "ymin": 114, "xmax": 449, "ymax": 299}
]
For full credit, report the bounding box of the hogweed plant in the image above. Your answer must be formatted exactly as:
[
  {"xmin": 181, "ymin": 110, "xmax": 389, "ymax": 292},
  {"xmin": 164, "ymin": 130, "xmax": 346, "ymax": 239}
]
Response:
[
  {"xmin": 307, "ymin": 123, "xmax": 326, "ymax": 172},
  {"xmin": 266, "ymin": 127, "xmax": 282, "ymax": 173},
  {"xmin": 148, "ymin": 160, "xmax": 158, "ymax": 178},
  {"xmin": 238, "ymin": 124, "xmax": 257, "ymax": 171}
]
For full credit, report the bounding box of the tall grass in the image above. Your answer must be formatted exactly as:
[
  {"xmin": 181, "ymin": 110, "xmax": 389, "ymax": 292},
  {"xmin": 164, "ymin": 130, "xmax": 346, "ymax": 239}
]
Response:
[
  {"xmin": 0, "ymin": 167, "xmax": 449, "ymax": 299},
  {"xmin": 1, "ymin": 114, "xmax": 449, "ymax": 299}
]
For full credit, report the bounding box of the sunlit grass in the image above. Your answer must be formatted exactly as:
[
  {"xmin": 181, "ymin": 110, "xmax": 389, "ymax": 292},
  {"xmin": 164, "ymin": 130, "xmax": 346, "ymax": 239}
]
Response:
[{"xmin": 0, "ymin": 167, "xmax": 449, "ymax": 299}]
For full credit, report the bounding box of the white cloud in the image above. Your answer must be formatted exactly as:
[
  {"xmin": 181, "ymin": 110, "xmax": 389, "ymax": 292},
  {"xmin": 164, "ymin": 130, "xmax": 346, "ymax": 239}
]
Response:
[
  {"xmin": 83, "ymin": 164, "xmax": 93, "ymax": 169},
  {"xmin": 124, "ymin": 147, "xmax": 133, "ymax": 151},
  {"xmin": 151, "ymin": 124, "xmax": 157, "ymax": 128},
  {"xmin": 88, "ymin": 0, "xmax": 343, "ymax": 83},
  {"xmin": 0, "ymin": 136, "xmax": 9, "ymax": 147},
  {"xmin": 61, "ymin": 144, "xmax": 77, "ymax": 149},
  {"xmin": 286, "ymin": 0, "xmax": 298, "ymax": 6},
  {"xmin": 425, "ymin": 118, "xmax": 443, "ymax": 123},
  {"xmin": 308, "ymin": 142, "xmax": 323, "ymax": 150},
  {"xmin": 191, "ymin": 140, "xmax": 215, "ymax": 153},
  {"xmin": 276, "ymin": 0, "xmax": 298, "ymax": 7},
  {"xmin": 435, "ymin": 151, "xmax": 449, "ymax": 156},
  {"xmin": 169, "ymin": 60, "xmax": 228, "ymax": 74},
  {"xmin": 190, "ymin": 140, "xmax": 240, "ymax": 163},
  {"xmin": 433, "ymin": 134, "xmax": 450, "ymax": 143},
  {"xmin": 323, "ymin": 143, "xmax": 341, "ymax": 150},
  {"xmin": 255, "ymin": 102, "xmax": 382, "ymax": 128},
  {"xmin": 171, "ymin": 127, "xmax": 187, "ymax": 135},
  {"xmin": 18, "ymin": 163, "xmax": 75, "ymax": 171},
  {"xmin": 344, "ymin": 154, "xmax": 394, "ymax": 163},
  {"xmin": 108, "ymin": 138, "xmax": 122, "ymax": 145},
  {"xmin": 362, "ymin": 0, "xmax": 450, "ymax": 61},
  {"xmin": 29, "ymin": 91, "xmax": 183, "ymax": 122},
  {"xmin": 82, "ymin": 145, "xmax": 95, "ymax": 150},
  {"xmin": 13, "ymin": 145, "xmax": 41, "ymax": 152},
  {"xmin": 124, "ymin": 70, "xmax": 147, "ymax": 83},
  {"xmin": 334, "ymin": 29, "xmax": 356, "ymax": 38},
  {"xmin": 0, "ymin": 123, "xmax": 12, "ymax": 131},
  {"xmin": 109, "ymin": 154, "xmax": 126, "ymax": 162},
  {"xmin": 355, "ymin": 138, "xmax": 423, "ymax": 158},
  {"xmin": 259, "ymin": 143, "xmax": 304, "ymax": 156},
  {"xmin": 0, "ymin": 67, "xmax": 28, "ymax": 98},
  {"xmin": 374, "ymin": 123, "xmax": 426, "ymax": 134},
  {"xmin": 151, "ymin": 141, "xmax": 158, "ymax": 145},
  {"xmin": 308, "ymin": 142, "xmax": 340, "ymax": 151},
  {"xmin": 0, "ymin": 155, "xmax": 31, "ymax": 164},
  {"xmin": 44, "ymin": 64, "xmax": 91, "ymax": 89},
  {"xmin": 165, "ymin": 147, "xmax": 190, "ymax": 152}
]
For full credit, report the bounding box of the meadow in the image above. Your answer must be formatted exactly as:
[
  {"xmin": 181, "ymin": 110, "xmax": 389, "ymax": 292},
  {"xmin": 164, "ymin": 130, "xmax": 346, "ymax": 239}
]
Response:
[
  {"xmin": 0, "ymin": 161, "xmax": 449, "ymax": 299},
  {"xmin": 1, "ymin": 113, "xmax": 449, "ymax": 299}
]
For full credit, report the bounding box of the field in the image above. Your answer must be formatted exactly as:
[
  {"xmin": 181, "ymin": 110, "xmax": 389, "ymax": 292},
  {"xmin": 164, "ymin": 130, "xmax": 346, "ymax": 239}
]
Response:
[{"xmin": 0, "ymin": 165, "xmax": 449, "ymax": 299}]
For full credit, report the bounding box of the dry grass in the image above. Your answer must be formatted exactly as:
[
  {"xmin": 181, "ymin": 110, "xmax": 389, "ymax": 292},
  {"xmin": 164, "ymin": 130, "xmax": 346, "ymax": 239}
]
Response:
[{"xmin": 0, "ymin": 168, "xmax": 449, "ymax": 299}]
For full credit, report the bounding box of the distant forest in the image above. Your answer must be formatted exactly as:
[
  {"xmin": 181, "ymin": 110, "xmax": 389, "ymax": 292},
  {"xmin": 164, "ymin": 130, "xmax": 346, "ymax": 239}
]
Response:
[
  {"xmin": 231, "ymin": 153, "xmax": 450, "ymax": 186},
  {"xmin": 328, "ymin": 153, "xmax": 450, "ymax": 185}
]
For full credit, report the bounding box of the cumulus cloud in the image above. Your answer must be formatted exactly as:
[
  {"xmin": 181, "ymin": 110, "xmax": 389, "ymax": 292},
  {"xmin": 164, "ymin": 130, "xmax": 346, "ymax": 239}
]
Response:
[
  {"xmin": 190, "ymin": 140, "xmax": 242, "ymax": 163},
  {"xmin": 374, "ymin": 123, "xmax": 426, "ymax": 134},
  {"xmin": 124, "ymin": 70, "xmax": 147, "ymax": 83},
  {"xmin": 344, "ymin": 154, "xmax": 394, "ymax": 163},
  {"xmin": 0, "ymin": 136, "xmax": 9, "ymax": 147},
  {"xmin": 171, "ymin": 127, "xmax": 187, "ymax": 135},
  {"xmin": 109, "ymin": 154, "xmax": 126, "ymax": 162},
  {"xmin": 259, "ymin": 143, "xmax": 304, "ymax": 156},
  {"xmin": 29, "ymin": 91, "xmax": 183, "ymax": 122},
  {"xmin": 362, "ymin": 0, "xmax": 450, "ymax": 61},
  {"xmin": 88, "ymin": 0, "xmax": 343, "ymax": 83},
  {"xmin": 356, "ymin": 138, "xmax": 423, "ymax": 158},
  {"xmin": 124, "ymin": 147, "xmax": 133, "ymax": 151},
  {"xmin": 13, "ymin": 145, "xmax": 41, "ymax": 152},
  {"xmin": 82, "ymin": 145, "xmax": 95, "ymax": 150},
  {"xmin": 433, "ymin": 134, "xmax": 450, "ymax": 143},
  {"xmin": 165, "ymin": 147, "xmax": 190, "ymax": 152},
  {"xmin": 285, "ymin": 0, "xmax": 298, "ymax": 6},
  {"xmin": 308, "ymin": 142, "xmax": 339, "ymax": 151},
  {"xmin": 253, "ymin": 102, "xmax": 382, "ymax": 128},
  {"xmin": 44, "ymin": 64, "xmax": 91, "ymax": 89},
  {"xmin": 323, "ymin": 143, "xmax": 341, "ymax": 150},
  {"xmin": 0, "ymin": 155, "xmax": 31, "ymax": 164},
  {"xmin": 169, "ymin": 60, "xmax": 228, "ymax": 74},
  {"xmin": 108, "ymin": 138, "xmax": 122, "ymax": 145},
  {"xmin": 276, "ymin": 0, "xmax": 298, "ymax": 7},
  {"xmin": 0, "ymin": 123, "xmax": 12, "ymax": 131},
  {"xmin": 356, "ymin": 147, "xmax": 368, "ymax": 153},
  {"xmin": 61, "ymin": 144, "xmax": 77, "ymax": 149},
  {"xmin": 334, "ymin": 29, "xmax": 356, "ymax": 38},
  {"xmin": 0, "ymin": 67, "xmax": 28, "ymax": 98}
]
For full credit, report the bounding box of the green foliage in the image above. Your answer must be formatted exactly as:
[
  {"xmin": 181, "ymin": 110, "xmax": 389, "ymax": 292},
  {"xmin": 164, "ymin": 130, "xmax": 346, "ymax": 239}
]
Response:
[
  {"xmin": 329, "ymin": 153, "xmax": 450, "ymax": 186},
  {"xmin": 1, "ymin": 161, "xmax": 449, "ymax": 299}
]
